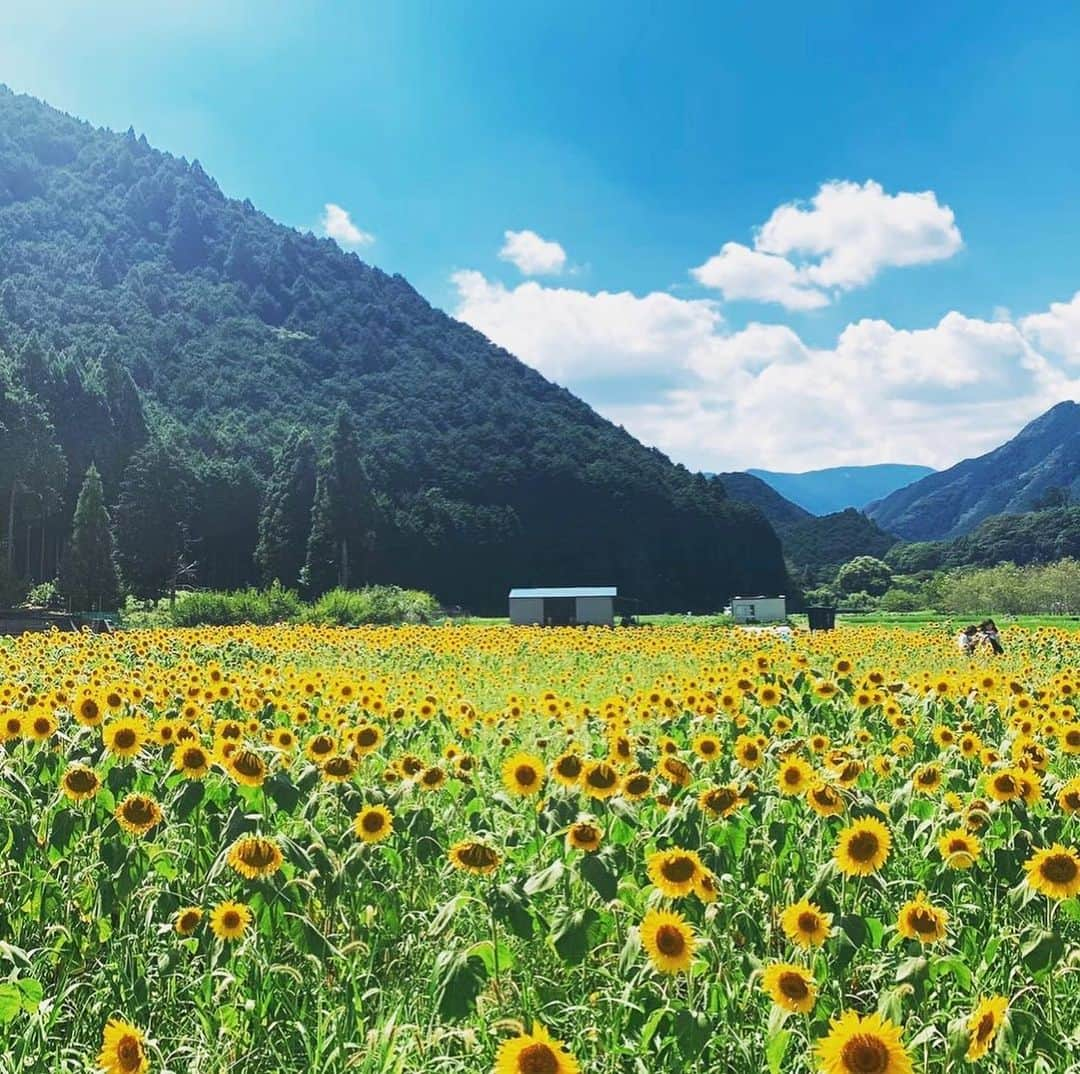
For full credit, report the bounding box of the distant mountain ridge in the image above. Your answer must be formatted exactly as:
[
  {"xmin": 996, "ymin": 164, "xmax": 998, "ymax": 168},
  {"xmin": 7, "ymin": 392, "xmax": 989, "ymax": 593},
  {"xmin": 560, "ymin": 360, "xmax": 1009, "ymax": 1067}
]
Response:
[
  {"xmin": 715, "ymin": 472, "xmax": 812, "ymax": 529},
  {"xmin": 748, "ymin": 464, "xmax": 935, "ymax": 515},
  {"xmin": 867, "ymin": 402, "xmax": 1080, "ymax": 540}
]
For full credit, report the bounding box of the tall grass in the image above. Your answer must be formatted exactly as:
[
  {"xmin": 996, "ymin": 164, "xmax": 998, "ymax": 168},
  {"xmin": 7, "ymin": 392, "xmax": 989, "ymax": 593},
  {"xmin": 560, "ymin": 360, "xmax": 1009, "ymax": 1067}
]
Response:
[{"xmin": 168, "ymin": 583, "xmax": 439, "ymax": 627}]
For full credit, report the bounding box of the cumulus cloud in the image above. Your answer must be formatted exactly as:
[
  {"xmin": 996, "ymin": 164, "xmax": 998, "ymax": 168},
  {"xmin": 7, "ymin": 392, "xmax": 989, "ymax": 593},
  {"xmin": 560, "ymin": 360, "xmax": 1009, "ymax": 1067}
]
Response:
[
  {"xmin": 453, "ymin": 263, "xmax": 1080, "ymax": 471},
  {"xmin": 692, "ymin": 180, "xmax": 962, "ymax": 310},
  {"xmin": 452, "ymin": 269, "xmax": 721, "ymax": 382},
  {"xmin": 691, "ymin": 243, "xmax": 829, "ymax": 311},
  {"xmin": 320, "ymin": 203, "xmax": 374, "ymax": 248},
  {"xmin": 498, "ymin": 229, "xmax": 568, "ymax": 275}
]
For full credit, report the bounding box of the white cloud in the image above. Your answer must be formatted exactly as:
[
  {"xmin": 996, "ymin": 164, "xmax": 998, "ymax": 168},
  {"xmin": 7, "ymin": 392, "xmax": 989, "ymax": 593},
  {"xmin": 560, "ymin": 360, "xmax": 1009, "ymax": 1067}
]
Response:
[
  {"xmin": 692, "ymin": 180, "xmax": 962, "ymax": 310},
  {"xmin": 320, "ymin": 203, "xmax": 374, "ymax": 248},
  {"xmin": 453, "ymin": 262, "xmax": 1080, "ymax": 471},
  {"xmin": 691, "ymin": 243, "xmax": 828, "ymax": 311},
  {"xmin": 498, "ymin": 229, "xmax": 568, "ymax": 276},
  {"xmin": 452, "ymin": 270, "xmax": 721, "ymax": 382},
  {"xmin": 1020, "ymin": 292, "xmax": 1080, "ymax": 364}
]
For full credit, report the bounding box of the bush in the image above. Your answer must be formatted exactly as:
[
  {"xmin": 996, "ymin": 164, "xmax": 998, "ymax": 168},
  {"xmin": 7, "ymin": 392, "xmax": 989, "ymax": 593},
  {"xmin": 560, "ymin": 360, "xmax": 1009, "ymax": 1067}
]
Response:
[
  {"xmin": 23, "ymin": 579, "xmax": 62, "ymax": 609},
  {"xmin": 306, "ymin": 586, "xmax": 440, "ymax": 626},
  {"xmin": 167, "ymin": 583, "xmax": 439, "ymax": 627},
  {"xmin": 878, "ymin": 587, "xmax": 922, "ymax": 612},
  {"xmin": 169, "ymin": 582, "xmax": 303, "ymax": 626},
  {"xmin": 836, "ymin": 556, "xmax": 893, "ymax": 597}
]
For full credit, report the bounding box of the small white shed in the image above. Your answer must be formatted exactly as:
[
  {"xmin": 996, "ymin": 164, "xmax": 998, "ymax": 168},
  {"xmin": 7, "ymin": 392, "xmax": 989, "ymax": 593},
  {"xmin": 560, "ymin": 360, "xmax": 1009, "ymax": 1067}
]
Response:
[
  {"xmin": 730, "ymin": 595, "xmax": 787, "ymax": 624},
  {"xmin": 508, "ymin": 586, "xmax": 617, "ymax": 626}
]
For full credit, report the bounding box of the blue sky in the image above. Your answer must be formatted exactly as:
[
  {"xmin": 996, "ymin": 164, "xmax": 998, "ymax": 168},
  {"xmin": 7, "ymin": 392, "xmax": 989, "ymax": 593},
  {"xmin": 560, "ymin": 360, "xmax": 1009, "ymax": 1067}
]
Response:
[{"xmin": 3, "ymin": 2, "xmax": 1080, "ymax": 471}]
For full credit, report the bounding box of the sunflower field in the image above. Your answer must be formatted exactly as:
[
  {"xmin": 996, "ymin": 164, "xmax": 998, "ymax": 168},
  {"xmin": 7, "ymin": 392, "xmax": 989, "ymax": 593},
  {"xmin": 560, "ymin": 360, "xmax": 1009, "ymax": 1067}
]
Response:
[{"xmin": 0, "ymin": 623, "xmax": 1078, "ymax": 1074}]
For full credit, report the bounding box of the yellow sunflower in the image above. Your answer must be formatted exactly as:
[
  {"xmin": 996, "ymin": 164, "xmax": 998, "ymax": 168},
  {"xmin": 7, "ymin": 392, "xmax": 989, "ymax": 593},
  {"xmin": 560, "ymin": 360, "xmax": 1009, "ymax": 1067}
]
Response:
[
  {"xmin": 98, "ymin": 1018, "xmax": 148, "ymax": 1074},
  {"xmin": 806, "ymin": 782, "xmax": 845, "ymax": 817},
  {"xmin": 937, "ymin": 828, "xmax": 981, "ymax": 869},
  {"xmin": 816, "ymin": 1010, "xmax": 912, "ymax": 1074},
  {"xmin": 210, "ymin": 899, "xmax": 252, "ymax": 942},
  {"xmin": 226, "ymin": 835, "xmax": 284, "ymax": 880},
  {"xmin": 640, "ymin": 907, "xmax": 695, "ymax": 974},
  {"xmin": 646, "ymin": 846, "xmax": 704, "ymax": 897},
  {"xmin": 780, "ymin": 899, "xmax": 832, "ymax": 948},
  {"xmin": 174, "ymin": 906, "xmax": 203, "ymax": 936},
  {"xmin": 896, "ymin": 893, "xmax": 948, "ymax": 944},
  {"xmin": 581, "ymin": 760, "xmax": 620, "ymax": 799},
  {"xmin": 1024, "ymin": 843, "xmax": 1080, "ymax": 900},
  {"xmin": 354, "ymin": 804, "xmax": 394, "ymax": 843},
  {"xmin": 698, "ymin": 784, "xmax": 740, "ymax": 818},
  {"xmin": 502, "ymin": 752, "xmax": 546, "ymax": 796},
  {"xmin": 493, "ymin": 1022, "xmax": 580, "ymax": 1074},
  {"xmin": 911, "ymin": 763, "xmax": 942, "ymax": 795},
  {"xmin": 692, "ymin": 733, "xmax": 722, "ymax": 762},
  {"xmin": 227, "ymin": 748, "xmax": 267, "ymax": 788},
  {"xmin": 566, "ymin": 820, "xmax": 603, "ymax": 853},
  {"xmin": 778, "ymin": 757, "xmax": 817, "ymax": 796},
  {"xmin": 621, "ymin": 770, "xmax": 653, "ymax": 800},
  {"xmin": 762, "ymin": 962, "xmax": 817, "ymax": 1013},
  {"xmin": 1058, "ymin": 777, "xmax": 1080, "ymax": 815},
  {"xmin": 834, "ymin": 817, "xmax": 891, "ymax": 877},
  {"xmin": 448, "ymin": 839, "xmax": 501, "ymax": 875},
  {"xmin": 173, "ymin": 744, "xmax": 211, "ymax": 780},
  {"xmin": 102, "ymin": 717, "xmax": 148, "ymax": 760},
  {"xmin": 60, "ymin": 763, "xmax": 101, "ymax": 802},
  {"xmin": 115, "ymin": 793, "xmax": 163, "ymax": 837},
  {"xmin": 966, "ymin": 996, "xmax": 1008, "ymax": 1060},
  {"xmin": 551, "ymin": 752, "xmax": 584, "ymax": 787}
]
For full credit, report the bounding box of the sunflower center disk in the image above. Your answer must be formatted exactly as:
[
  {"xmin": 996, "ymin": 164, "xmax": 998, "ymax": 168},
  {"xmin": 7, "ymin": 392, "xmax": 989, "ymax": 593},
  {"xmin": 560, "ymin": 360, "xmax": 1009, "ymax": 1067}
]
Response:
[
  {"xmin": 655, "ymin": 925, "xmax": 685, "ymax": 956},
  {"xmin": 840, "ymin": 1034, "xmax": 891, "ymax": 1074},
  {"xmin": 516, "ymin": 1042, "xmax": 559, "ymax": 1074},
  {"xmin": 1042, "ymin": 855, "xmax": 1078, "ymax": 883},
  {"xmin": 848, "ymin": 832, "xmax": 879, "ymax": 861}
]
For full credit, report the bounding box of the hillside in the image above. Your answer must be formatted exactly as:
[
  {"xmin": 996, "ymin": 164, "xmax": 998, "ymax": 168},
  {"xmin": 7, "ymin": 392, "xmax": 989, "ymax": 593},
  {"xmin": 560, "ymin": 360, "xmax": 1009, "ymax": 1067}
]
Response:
[
  {"xmin": 867, "ymin": 402, "xmax": 1080, "ymax": 540},
  {"xmin": 780, "ymin": 508, "xmax": 898, "ymax": 572},
  {"xmin": 716, "ymin": 472, "xmax": 812, "ymax": 529},
  {"xmin": 0, "ymin": 87, "xmax": 787, "ymax": 613},
  {"xmin": 748, "ymin": 464, "xmax": 934, "ymax": 514}
]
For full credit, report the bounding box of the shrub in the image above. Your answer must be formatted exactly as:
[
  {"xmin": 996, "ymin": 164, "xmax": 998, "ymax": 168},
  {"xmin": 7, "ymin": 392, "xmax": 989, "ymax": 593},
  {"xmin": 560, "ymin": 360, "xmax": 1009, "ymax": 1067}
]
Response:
[
  {"xmin": 878, "ymin": 587, "xmax": 922, "ymax": 612},
  {"xmin": 307, "ymin": 586, "xmax": 440, "ymax": 626},
  {"xmin": 169, "ymin": 582, "xmax": 303, "ymax": 626}
]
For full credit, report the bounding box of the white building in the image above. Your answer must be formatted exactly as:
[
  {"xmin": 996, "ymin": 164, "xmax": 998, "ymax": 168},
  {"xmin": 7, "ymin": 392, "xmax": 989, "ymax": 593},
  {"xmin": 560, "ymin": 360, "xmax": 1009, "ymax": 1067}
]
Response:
[
  {"xmin": 730, "ymin": 595, "xmax": 787, "ymax": 624},
  {"xmin": 508, "ymin": 586, "xmax": 617, "ymax": 626}
]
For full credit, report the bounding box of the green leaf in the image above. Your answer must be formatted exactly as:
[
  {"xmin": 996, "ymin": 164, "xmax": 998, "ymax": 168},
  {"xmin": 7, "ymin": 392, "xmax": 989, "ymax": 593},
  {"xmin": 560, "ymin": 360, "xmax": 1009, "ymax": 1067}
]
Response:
[
  {"xmin": 15, "ymin": 980, "xmax": 42, "ymax": 1012},
  {"xmin": 766, "ymin": 1028, "xmax": 791, "ymax": 1074},
  {"xmin": 896, "ymin": 956, "xmax": 929, "ymax": 984},
  {"xmin": 429, "ymin": 893, "xmax": 468, "ymax": 938},
  {"xmin": 551, "ymin": 907, "xmax": 599, "ymax": 965},
  {"xmin": 174, "ymin": 779, "xmax": 206, "ymax": 819},
  {"xmin": 524, "ymin": 860, "xmax": 565, "ymax": 895},
  {"xmin": 490, "ymin": 884, "xmax": 535, "ymax": 940},
  {"xmin": 433, "ymin": 949, "xmax": 487, "ymax": 1021},
  {"xmin": 0, "ymin": 983, "xmax": 21, "ymax": 1023},
  {"xmin": 466, "ymin": 939, "xmax": 515, "ymax": 975},
  {"xmin": 579, "ymin": 853, "xmax": 617, "ymax": 902},
  {"xmin": 1021, "ymin": 928, "xmax": 1064, "ymax": 975},
  {"xmin": 674, "ymin": 1009, "xmax": 710, "ymax": 1060},
  {"xmin": 49, "ymin": 808, "xmax": 78, "ymax": 851}
]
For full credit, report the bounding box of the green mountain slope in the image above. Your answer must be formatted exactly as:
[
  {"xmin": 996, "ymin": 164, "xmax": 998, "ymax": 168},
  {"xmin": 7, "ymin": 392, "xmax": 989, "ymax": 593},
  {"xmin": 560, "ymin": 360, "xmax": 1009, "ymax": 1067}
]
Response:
[
  {"xmin": 780, "ymin": 508, "xmax": 898, "ymax": 572},
  {"xmin": 748, "ymin": 464, "xmax": 934, "ymax": 514},
  {"xmin": 716, "ymin": 472, "xmax": 812, "ymax": 529},
  {"xmin": 0, "ymin": 86, "xmax": 787, "ymax": 612},
  {"xmin": 866, "ymin": 402, "xmax": 1080, "ymax": 540}
]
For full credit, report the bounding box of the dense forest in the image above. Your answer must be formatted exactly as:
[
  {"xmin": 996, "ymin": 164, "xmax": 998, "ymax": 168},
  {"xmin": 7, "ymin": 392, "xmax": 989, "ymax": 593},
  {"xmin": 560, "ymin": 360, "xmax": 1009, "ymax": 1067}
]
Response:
[{"xmin": 0, "ymin": 86, "xmax": 787, "ymax": 613}]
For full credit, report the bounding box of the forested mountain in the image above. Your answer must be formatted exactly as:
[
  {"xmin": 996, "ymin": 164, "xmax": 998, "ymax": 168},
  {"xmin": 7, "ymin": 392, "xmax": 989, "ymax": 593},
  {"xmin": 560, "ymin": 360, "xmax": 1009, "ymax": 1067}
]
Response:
[
  {"xmin": 715, "ymin": 472, "xmax": 811, "ymax": 529},
  {"xmin": 867, "ymin": 402, "xmax": 1080, "ymax": 540},
  {"xmin": 748, "ymin": 464, "xmax": 934, "ymax": 515},
  {"xmin": 0, "ymin": 86, "xmax": 787, "ymax": 613},
  {"xmin": 780, "ymin": 508, "xmax": 898, "ymax": 574}
]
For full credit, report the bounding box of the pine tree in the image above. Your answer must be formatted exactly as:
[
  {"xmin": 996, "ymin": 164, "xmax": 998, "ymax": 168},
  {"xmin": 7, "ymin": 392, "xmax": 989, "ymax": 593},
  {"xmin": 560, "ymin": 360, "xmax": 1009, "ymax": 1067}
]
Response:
[
  {"xmin": 302, "ymin": 407, "xmax": 378, "ymax": 594},
  {"xmin": 60, "ymin": 464, "xmax": 120, "ymax": 611},
  {"xmin": 255, "ymin": 427, "xmax": 316, "ymax": 587},
  {"xmin": 114, "ymin": 439, "xmax": 195, "ymax": 601}
]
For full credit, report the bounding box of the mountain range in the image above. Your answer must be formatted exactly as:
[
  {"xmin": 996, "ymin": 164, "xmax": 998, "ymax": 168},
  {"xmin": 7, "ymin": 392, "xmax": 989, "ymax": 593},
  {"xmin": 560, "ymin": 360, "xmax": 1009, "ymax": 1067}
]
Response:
[
  {"xmin": 867, "ymin": 401, "xmax": 1080, "ymax": 540},
  {"xmin": 747, "ymin": 464, "xmax": 935, "ymax": 515},
  {"xmin": 0, "ymin": 86, "xmax": 787, "ymax": 613}
]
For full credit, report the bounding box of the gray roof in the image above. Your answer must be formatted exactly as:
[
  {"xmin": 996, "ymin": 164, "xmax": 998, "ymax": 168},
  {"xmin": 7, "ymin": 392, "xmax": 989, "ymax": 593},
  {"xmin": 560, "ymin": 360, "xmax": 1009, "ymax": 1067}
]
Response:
[{"xmin": 508, "ymin": 586, "xmax": 617, "ymax": 599}]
